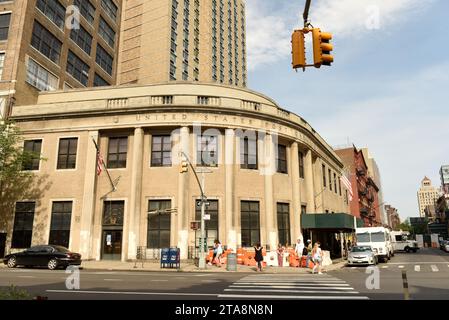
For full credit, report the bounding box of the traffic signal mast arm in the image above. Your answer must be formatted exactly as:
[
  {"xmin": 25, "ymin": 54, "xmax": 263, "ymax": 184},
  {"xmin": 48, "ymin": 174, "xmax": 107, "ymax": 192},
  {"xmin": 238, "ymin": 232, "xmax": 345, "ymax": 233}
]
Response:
[{"xmin": 179, "ymin": 151, "xmax": 206, "ymax": 201}]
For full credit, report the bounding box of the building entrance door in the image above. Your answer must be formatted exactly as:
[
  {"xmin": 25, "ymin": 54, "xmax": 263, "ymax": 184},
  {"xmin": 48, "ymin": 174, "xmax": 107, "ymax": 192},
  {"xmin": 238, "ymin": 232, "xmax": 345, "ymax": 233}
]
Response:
[
  {"xmin": 0, "ymin": 233, "xmax": 6, "ymax": 258},
  {"xmin": 101, "ymin": 230, "xmax": 122, "ymax": 261}
]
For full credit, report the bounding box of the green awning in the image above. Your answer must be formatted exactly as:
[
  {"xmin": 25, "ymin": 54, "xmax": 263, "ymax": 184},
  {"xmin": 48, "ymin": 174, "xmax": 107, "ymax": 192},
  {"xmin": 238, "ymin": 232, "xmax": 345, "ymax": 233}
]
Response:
[{"xmin": 301, "ymin": 213, "xmax": 363, "ymax": 230}]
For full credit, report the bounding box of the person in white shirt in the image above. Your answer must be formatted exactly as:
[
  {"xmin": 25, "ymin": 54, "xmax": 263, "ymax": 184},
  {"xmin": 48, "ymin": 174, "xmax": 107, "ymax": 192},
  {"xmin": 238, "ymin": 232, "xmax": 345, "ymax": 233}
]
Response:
[
  {"xmin": 295, "ymin": 238, "xmax": 305, "ymax": 265},
  {"xmin": 312, "ymin": 242, "xmax": 323, "ymax": 274}
]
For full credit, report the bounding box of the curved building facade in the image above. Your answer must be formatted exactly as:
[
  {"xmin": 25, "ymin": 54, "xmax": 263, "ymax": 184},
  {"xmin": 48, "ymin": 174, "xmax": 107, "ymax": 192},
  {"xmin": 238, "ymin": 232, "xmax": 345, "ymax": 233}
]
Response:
[{"xmin": 9, "ymin": 82, "xmax": 348, "ymax": 260}]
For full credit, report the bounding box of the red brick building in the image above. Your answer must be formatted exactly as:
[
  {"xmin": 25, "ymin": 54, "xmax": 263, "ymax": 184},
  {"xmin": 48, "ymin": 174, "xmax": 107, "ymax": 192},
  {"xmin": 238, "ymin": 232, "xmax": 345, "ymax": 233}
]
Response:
[{"xmin": 335, "ymin": 146, "xmax": 381, "ymax": 227}]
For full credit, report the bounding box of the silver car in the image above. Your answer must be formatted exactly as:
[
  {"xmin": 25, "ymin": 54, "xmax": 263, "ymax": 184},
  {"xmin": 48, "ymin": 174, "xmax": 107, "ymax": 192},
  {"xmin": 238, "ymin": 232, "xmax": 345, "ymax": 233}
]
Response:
[{"xmin": 347, "ymin": 246, "xmax": 378, "ymax": 266}]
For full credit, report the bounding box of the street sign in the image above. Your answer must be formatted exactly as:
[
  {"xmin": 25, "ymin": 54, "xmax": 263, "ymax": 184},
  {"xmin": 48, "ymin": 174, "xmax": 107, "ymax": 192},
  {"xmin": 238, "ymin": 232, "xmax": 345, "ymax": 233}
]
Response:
[
  {"xmin": 204, "ymin": 214, "xmax": 210, "ymax": 220},
  {"xmin": 196, "ymin": 201, "xmax": 210, "ymax": 207}
]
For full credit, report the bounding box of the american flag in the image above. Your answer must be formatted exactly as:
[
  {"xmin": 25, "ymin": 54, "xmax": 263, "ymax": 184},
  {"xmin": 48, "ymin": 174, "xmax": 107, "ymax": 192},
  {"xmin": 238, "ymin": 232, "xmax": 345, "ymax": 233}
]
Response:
[
  {"xmin": 96, "ymin": 151, "xmax": 104, "ymax": 176},
  {"xmin": 340, "ymin": 172, "xmax": 353, "ymax": 201}
]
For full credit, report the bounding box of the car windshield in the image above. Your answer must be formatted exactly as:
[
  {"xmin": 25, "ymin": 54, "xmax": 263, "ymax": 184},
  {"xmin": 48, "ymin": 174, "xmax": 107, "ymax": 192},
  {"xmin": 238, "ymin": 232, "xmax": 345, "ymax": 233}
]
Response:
[
  {"xmin": 51, "ymin": 245, "xmax": 70, "ymax": 253},
  {"xmin": 351, "ymin": 246, "xmax": 372, "ymax": 253},
  {"xmin": 371, "ymin": 232, "xmax": 386, "ymax": 242},
  {"xmin": 356, "ymin": 233, "xmax": 370, "ymax": 243}
]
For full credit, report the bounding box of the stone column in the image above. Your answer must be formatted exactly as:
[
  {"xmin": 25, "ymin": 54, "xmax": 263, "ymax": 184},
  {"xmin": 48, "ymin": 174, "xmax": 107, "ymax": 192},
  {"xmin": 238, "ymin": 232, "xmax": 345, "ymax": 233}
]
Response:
[
  {"xmin": 304, "ymin": 149, "xmax": 316, "ymax": 213},
  {"xmin": 127, "ymin": 127, "xmax": 144, "ymax": 260},
  {"xmin": 263, "ymin": 133, "xmax": 276, "ymax": 250},
  {"xmin": 225, "ymin": 129, "xmax": 236, "ymax": 251},
  {"xmin": 79, "ymin": 131, "xmax": 98, "ymax": 260},
  {"xmin": 177, "ymin": 127, "xmax": 189, "ymax": 259},
  {"xmin": 290, "ymin": 142, "xmax": 302, "ymax": 242}
]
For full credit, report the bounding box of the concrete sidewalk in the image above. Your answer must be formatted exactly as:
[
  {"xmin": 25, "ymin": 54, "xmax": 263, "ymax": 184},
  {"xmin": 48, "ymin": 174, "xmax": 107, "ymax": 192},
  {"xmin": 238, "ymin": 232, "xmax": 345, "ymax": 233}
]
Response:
[{"xmin": 79, "ymin": 259, "xmax": 347, "ymax": 273}]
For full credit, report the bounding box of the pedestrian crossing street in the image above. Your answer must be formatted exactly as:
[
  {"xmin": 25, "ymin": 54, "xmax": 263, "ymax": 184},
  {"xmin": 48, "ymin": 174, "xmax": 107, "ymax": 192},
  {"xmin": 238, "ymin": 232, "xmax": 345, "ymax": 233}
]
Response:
[
  {"xmin": 349, "ymin": 263, "xmax": 449, "ymax": 273},
  {"xmin": 218, "ymin": 274, "xmax": 369, "ymax": 300}
]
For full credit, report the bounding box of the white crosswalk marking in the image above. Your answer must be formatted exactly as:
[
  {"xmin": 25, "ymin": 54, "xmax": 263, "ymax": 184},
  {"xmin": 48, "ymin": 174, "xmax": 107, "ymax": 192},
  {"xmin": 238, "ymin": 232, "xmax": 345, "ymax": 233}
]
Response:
[
  {"xmin": 381, "ymin": 266, "xmax": 388, "ymax": 269},
  {"xmin": 398, "ymin": 265, "xmax": 405, "ymax": 269},
  {"xmin": 431, "ymin": 265, "xmax": 439, "ymax": 272},
  {"xmin": 218, "ymin": 274, "xmax": 369, "ymax": 300},
  {"xmin": 414, "ymin": 265, "xmax": 420, "ymax": 272}
]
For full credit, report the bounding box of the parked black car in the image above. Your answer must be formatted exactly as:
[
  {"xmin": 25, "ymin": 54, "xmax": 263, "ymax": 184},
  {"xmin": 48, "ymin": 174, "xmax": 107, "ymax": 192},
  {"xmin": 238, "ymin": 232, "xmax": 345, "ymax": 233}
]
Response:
[{"xmin": 3, "ymin": 245, "xmax": 81, "ymax": 270}]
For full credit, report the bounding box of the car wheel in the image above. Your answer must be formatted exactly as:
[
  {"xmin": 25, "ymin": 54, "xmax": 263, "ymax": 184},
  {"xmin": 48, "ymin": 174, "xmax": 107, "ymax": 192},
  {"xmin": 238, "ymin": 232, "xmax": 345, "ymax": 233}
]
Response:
[
  {"xmin": 47, "ymin": 259, "xmax": 58, "ymax": 270},
  {"xmin": 7, "ymin": 257, "xmax": 17, "ymax": 268}
]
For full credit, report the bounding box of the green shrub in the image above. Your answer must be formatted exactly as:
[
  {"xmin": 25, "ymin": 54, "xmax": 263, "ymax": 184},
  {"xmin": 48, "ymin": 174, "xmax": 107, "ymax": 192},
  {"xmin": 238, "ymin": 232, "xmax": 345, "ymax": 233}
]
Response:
[{"xmin": 0, "ymin": 285, "xmax": 32, "ymax": 300}]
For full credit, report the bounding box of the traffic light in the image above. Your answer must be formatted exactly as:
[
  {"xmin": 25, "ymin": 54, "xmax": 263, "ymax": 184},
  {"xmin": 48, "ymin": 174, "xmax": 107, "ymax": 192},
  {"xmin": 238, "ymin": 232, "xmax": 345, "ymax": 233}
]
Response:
[
  {"xmin": 291, "ymin": 29, "xmax": 306, "ymax": 70},
  {"xmin": 312, "ymin": 28, "xmax": 334, "ymax": 68},
  {"xmin": 180, "ymin": 160, "xmax": 188, "ymax": 173}
]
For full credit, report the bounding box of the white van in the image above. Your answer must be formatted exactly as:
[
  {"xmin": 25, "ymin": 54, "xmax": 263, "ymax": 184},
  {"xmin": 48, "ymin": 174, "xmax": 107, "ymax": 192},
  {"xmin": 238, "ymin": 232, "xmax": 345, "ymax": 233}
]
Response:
[
  {"xmin": 355, "ymin": 227, "xmax": 394, "ymax": 262},
  {"xmin": 390, "ymin": 231, "xmax": 419, "ymax": 253}
]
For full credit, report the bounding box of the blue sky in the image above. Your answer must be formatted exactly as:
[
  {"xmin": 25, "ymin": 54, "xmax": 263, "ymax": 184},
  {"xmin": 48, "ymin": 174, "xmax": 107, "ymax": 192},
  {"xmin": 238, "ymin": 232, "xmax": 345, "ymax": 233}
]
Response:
[{"xmin": 245, "ymin": 0, "xmax": 449, "ymax": 220}]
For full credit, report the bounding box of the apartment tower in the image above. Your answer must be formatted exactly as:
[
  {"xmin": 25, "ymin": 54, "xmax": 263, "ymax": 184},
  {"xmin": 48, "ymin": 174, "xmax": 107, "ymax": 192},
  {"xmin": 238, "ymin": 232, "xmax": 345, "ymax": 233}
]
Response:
[
  {"xmin": 117, "ymin": 0, "xmax": 247, "ymax": 87},
  {"xmin": 417, "ymin": 177, "xmax": 440, "ymax": 217},
  {"xmin": 0, "ymin": 0, "xmax": 122, "ymax": 117}
]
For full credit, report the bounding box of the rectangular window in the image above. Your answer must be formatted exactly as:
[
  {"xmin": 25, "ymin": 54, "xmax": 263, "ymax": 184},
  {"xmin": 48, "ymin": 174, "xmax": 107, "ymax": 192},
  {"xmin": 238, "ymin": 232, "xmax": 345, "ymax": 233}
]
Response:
[
  {"xmin": 329, "ymin": 169, "xmax": 332, "ymax": 191},
  {"xmin": 277, "ymin": 144, "xmax": 287, "ymax": 174},
  {"xmin": 102, "ymin": 201, "xmax": 124, "ymax": 226},
  {"xmin": 151, "ymin": 135, "xmax": 172, "ymax": 167},
  {"xmin": 70, "ymin": 24, "xmax": 92, "ymax": 54},
  {"xmin": 107, "ymin": 136, "xmax": 127, "ymax": 168},
  {"xmin": 298, "ymin": 151, "xmax": 304, "ymax": 179},
  {"xmin": 334, "ymin": 173, "xmax": 338, "ymax": 194},
  {"xmin": 322, "ymin": 164, "xmax": 326, "ymax": 187},
  {"xmin": 240, "ymin": 135, "xmax": 257, "ymax": 170},
  {"xmin": 36, "ymin": 0, "xmax": 66, "ymax": 29},
  {"xmin": 277, "ymin": 203, "xmax": 290, "ymax": 247},
  {"xmin": 96, "ymin": 44, "xmax": 113, "ymax": 75},
  {"xmin": 31, "ymin": 21, "xmax": 62, "ymax": 63},
  {"xmin": 93, "ymin": 73, "xmax": 109, "ymax": 86},
  {"xmin": 195, "ymin": 200, "xmax": 218, "ymax": 248},
  {"xmin": 11, "ymin": 202, "xmax": 35, "ymax": 248},
  {"xmin": 241, "ymin": 201, "xmax": 260, "ymax": 247},
  {"xmin": 57, "ymin": 138, "xmax": 78, "ymax": 169},
  {"xmin": 197, "ymin": 134, "xmax": 218, "ymax": 167},
  {"xmin": 23, "ymin": 139, "xmax": 42, "ymax": 171},
  {"xmin": 26, "ymin": 58, "xmax": 58, "ymax": 91},
  {"xmin": 66, "ymin": 50, "xmax": 89, "ymax": 86},
  {"xmin": 49, "ymin": 201, "xmax": 72, "ymax": 248},
  {"xmin": 73, "ymin": 0, "xmax": 95, "ymax": 24},
  {"xmin": 0, "ymin": 13, "xmax": 11, "ymax": 40},
  {"xmin": 339, "ymin": 178, "xmax": 342, "ymax": 196},
  {"xmin": 301, "ymin": 205, "xmax": 307, "ymax": 215},
  {"xmin": 101, "ymin": 0, "xmax": 118, "ymax": 22},
  {"xmin": 0, "ymin": 52, "xmax": 4, "ymax": 79},
  {"xmin": 99, "ymin": 17, "xmax": 115, "ymax": 47},
  {"xmin": 147, "ymin": 200, "xmax": 171, "ymax": 249}
]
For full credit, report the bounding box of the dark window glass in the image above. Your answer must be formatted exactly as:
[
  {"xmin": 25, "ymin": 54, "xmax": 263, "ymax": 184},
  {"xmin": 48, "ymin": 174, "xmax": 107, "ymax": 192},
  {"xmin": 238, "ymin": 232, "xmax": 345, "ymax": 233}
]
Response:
[
  {"xmin": 339, "ymin": 178, "xmax": 342, "ymax": 196},
  {"xmin": 147, "ymin": 200, "xmax": 171, "ymax": 248},
  {"xmin": 241, "ymin": 201, "xmax": 260, "ymax": 247},
  {"xmin": 240, "ymin": 135, "xmax": 257, "ymax": 170},
  {"xmin": 93, "ymin": 73, "xmax": 109, "ymax": 86},
  {"xmin": 99, "ymin": 17, "xmax": 115, "ymax": 47},
  {"xmin": 101, "ymin": 0, "xmax": 118, "ymax": 22},
  {"xmin": 151, "ymin": 135, "xmax": 172, "ymax": 167},
  {"xmin": 277, "ymin": 203, "xmax": 290, "ymax": 246},
  {"xmin": 95, "ymin": 44, "xmax": 113, "ymax": 75},
  {"xmin": 23, "ymin": 140, "xmax": 42, "ymax": 171},
  {"xmin": 322, "ymin": 164, "xmax": 326, "ymax": 187},
  {"xmin": 277, "ymin": 144, "xmax": 287, "ymax": 174},
  {"xmin": 73, "ymin": 0, "xmax": 95, "ymax": 24},
  {"xmin": 57, "ymin": 138, "xmax": 78, "ymax": 169},
  {"xmin": 11, "ymin": 202, "xmax": 35, "ymax": 248},
  {"xmin": 298, "ymin": 151, "xmax": 304, "ymax": 179},
  {"xmin": 0, "ymin": 13, "xmax": 11, "ymax": 40},
  {"xmin": 49, "ymin": 201, "xmax": 72, "ymax": 248},
  {"xmin": 195, "ymin": 200, "xmax": 218, "ymax": 248},
  {"xmin": 70, "ymin": 24, "xmax": 92, "ymax": 54},
  {"xmin": 197, "ymin": 135, "xmax": 218, "ymax": 167},
  {"xmin": 334, "ymin": 173, "xmax": 338, "ymax": 194},
  {"xmin": 31, "ymin": 21, "xmax": 62, "ymax": 63},
  {"xmin": 301, "ymin": 205, "xmax": 307, "ymax": 215},
  {"xmin": 36, "ymin": 0, "xmax": 66, "ymax": 29},
  {"xmin": 66, "ymin": 50, "xmax": 89, "ymax": 85},
  {"xmin": 329, "ymin": 169, "xmax": 332, "ymax": 191},
  {"xmin": 102, "ymin": 201, "xmax": 124, "ymax": 226},
  {"xmin": 107, "ymin": 136, "xmax": 127, "ymax": 168}
]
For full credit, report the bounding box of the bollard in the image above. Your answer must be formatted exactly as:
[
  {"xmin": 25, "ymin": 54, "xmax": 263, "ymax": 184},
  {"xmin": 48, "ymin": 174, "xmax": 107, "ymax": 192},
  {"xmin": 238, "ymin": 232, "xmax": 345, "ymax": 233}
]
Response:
[{"xmin": 402, "ymin": 270, "xmax": 410, "ymax": 300}]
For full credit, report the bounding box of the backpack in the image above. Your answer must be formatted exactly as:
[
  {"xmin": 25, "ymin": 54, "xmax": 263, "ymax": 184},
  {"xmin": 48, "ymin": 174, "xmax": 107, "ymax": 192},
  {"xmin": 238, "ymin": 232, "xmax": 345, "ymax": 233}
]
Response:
[{"xmin": 302, "ymin": 247, "xmax": 308, "ymax": 256}]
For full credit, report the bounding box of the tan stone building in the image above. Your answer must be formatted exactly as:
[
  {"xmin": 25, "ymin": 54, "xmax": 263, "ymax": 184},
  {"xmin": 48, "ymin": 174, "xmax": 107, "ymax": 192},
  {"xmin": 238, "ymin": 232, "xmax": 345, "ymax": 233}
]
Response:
[
  {"xmin": 117, "ymin": 0, "xmax": 247, "ymax": 87},
  {"xmin": 0, "ymin": 0, "xmax": 121, "ymax": 117},
  {"xmin": 417, "ymin": 177, "xmax": 440, "ymax": 218},
  {"xmin": 7, "ymin": 82, "xmax": 349, "ymax": 261}
]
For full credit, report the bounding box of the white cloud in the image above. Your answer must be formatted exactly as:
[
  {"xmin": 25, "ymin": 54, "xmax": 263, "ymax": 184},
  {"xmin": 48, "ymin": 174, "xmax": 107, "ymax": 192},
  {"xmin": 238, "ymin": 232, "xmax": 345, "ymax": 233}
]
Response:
[{"xmin": 246, "ymin": 0, "xmax": 435, "ymax": 70}]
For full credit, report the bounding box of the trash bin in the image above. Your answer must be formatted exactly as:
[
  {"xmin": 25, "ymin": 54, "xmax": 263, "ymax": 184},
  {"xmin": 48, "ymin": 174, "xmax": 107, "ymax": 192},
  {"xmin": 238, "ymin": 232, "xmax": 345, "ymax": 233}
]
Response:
[{"xmin": 226, "ymin": 253, "xmax": 237, "ymax": 271}]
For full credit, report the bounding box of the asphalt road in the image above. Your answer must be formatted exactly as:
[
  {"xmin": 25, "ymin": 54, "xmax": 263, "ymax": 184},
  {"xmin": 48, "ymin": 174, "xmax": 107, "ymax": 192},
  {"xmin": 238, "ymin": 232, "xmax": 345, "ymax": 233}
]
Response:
[{"xmin": 1, "ymin": 248, "xmax": 448, "ymax": 300}]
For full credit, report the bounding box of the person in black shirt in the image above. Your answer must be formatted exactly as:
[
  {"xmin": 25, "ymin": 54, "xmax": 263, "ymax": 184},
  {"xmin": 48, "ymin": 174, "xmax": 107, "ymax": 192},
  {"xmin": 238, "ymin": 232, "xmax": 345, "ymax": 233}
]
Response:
[{"xmin": 254, "ymin": 243, "xmax": 264, "ymax": 272}]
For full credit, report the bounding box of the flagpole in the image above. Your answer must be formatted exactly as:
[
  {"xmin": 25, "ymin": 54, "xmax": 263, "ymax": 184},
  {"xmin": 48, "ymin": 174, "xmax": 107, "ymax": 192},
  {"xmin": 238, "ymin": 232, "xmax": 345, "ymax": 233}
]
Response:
[{"xmin": 92, "ymin": 137, "xmax": 116, "ymax": 191}]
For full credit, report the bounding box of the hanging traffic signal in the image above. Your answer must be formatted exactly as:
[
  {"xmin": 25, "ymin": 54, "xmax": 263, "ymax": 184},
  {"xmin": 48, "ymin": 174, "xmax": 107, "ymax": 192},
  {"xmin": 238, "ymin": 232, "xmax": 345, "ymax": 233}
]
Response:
[
  {"xmin": 180, "ymin": 160, "xmax": 188, "ymax": 173},
  {"xmin": 312, "ymin": 28, "xmax": 334, "ymax": 68},
  {"xmin": 291, "ymin": 29, "xmax": 306, "ymax": 70}
]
